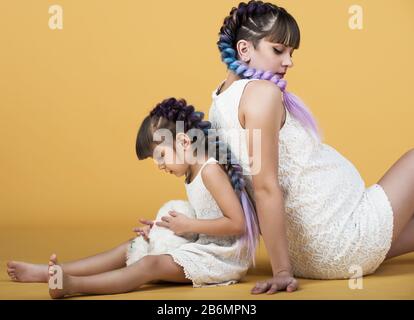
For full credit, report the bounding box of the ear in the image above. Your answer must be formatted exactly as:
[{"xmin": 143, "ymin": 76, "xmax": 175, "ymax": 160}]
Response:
[
  {"xmin": 236, "ymin": 39, "xmax": 252, "ymax": 63},
  {"xmin": 176, "ymin": 133, "xmax": 191, "ymax": 150}
]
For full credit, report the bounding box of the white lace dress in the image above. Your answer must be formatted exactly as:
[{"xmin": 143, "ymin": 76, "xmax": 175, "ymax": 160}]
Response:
[
  {"xmin": 209, "ymin": 79, "xmax": 394, "ymax": 279},
  {"xmin": 168, "ymin": 157, "xmax": 251, "ymax": 287}
]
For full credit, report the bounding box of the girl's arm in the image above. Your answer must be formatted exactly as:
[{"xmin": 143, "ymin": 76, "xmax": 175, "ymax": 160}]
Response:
[
  {"xmin": 157, "ymin": 164, "xmax": 247, "ymax": 237},
  {"xmin": 240, "ymin": 80, "xmax": 298, "ymax": 293},
  {"xmin": 189, "ymin": 164, "xmax": 246, "ymax": 236}
]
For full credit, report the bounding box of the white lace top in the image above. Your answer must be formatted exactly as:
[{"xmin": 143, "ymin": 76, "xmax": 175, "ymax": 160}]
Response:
[
  {"xmin": 209, "ymin": 79, "xmax": 394, "ymax": 279},
  {"xmin": 168, "ymin": 157, "xmax": 251, "ymax": 287}
]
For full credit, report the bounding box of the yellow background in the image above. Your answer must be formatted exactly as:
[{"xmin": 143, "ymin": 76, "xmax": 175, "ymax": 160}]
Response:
[{"xmin": 1, "ymin": 0, "xmax": 413, "ymax": 229}]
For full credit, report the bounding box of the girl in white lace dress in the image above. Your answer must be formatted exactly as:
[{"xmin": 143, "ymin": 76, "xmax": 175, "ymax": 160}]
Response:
[
  {"xmin": 135, "ymin": 97, "xmax": 259, "ymax": 288},
  {"xmin": 209, "ymin": 0, "xmax": 414, "ymax": 293},
  {"xmin": 7, "ymin": 97, "xmax": 260, "ymax": 299}
]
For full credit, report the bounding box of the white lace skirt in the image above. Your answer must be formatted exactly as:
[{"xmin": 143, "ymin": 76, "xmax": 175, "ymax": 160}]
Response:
[
  {"xmin": 167, "ymin": 238, "xmax": 250, "ymax": 288},
  {"xmin": 288, "ymin": 184, "xmax": 394, "ymax": 279}
]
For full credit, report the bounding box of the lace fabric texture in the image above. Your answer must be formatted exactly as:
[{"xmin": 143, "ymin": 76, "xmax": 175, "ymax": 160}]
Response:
[
  {"xmin": 209, "ymin": 79, "xmax": 394, "ymax": 279},
  {"xmin": 168, "ymin": 157, "xmax": 251, "ymax": 287}
]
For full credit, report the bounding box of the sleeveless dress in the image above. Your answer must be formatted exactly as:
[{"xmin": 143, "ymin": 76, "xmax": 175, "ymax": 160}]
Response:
[
  {"xmin": 168, "ymin": 157, "xmax": 251, "ymax": 287},
  {"xmin": 209, "ymin": 79, "xmax": 394, "ymax": 279}
]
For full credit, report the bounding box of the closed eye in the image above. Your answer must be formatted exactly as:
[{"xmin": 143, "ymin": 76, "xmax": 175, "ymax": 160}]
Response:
[{"xmin": 273, "ymin": 47, "xmax": 294, "ymax": 58}]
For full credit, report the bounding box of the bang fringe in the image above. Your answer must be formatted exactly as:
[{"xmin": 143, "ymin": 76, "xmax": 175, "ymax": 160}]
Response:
[{"xmin": 267, "ymin": 12, "xmax": 300, "ymax": 49}]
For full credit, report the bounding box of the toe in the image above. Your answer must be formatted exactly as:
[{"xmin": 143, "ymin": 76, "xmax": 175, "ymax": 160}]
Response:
[{"xmin": 50, "ymin": 253, "xmax": 58, "ymax": 264}]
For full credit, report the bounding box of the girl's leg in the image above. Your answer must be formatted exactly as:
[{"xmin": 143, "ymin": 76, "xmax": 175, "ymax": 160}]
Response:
[
  {"xmin": 60, "ymin": 238, "xmax": 133, "ymax": 275},
  {"xmin": 377, "ymin": 149, "xmax": 414, "ymax": 255},
  {"xmin": 385, "ymin": 215, "xmax": 414, "ymax": 259},
  {"xmin": 48, "ymin": 254, "xmax": 190, "ymax": 299},
  {"xmin": 7, "ymin": 238, "xmax": 134, "ymax": 282}
]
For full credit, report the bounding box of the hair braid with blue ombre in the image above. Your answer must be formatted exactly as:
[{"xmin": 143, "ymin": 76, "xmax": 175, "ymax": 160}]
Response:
[
  {"xmin": 217, "ymin": 0, "xmax": 322, "ymax": 140},
  {"xmin": 136, "ymin": 98, "xmax": 260, "ymax": 264}
]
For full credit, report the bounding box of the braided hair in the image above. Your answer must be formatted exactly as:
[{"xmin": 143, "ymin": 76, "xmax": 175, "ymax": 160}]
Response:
[
  {"xmin": 217, "ymin": 0, "xmax": 321, "ymax": 140},
  {"xmin": 136, "ymin": 97, "xmax": 260, "ymax": 264}
]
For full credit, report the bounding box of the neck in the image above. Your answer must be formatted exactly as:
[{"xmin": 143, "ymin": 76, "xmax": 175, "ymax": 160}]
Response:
[
  {"xmin": 218, "ymin": 72, "xmax": 241, "ymax": 95},
  {"xmin": 225, "ymin": 71, "xmax": 241, "ymax": 86}
]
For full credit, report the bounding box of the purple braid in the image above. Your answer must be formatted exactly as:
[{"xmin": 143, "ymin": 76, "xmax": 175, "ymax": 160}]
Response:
[
  {"xmin": 217, "ymin": 0, "xmax": 321, "ymax": 141},
  {"xmin": 212, "ymin": 139, "xmax": 260, "ymax": 264},
  {"xmin": 150, "ymin": 98, "xmax": 210, "ymax": 134}
]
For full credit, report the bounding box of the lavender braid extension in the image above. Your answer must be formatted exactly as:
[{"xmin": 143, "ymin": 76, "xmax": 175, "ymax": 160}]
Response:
[
  {"xmin": 217, "ymin": 1, "xmax": 321, "ymax": 140},
  {"xmin": 150, "ymin": 98, "xmax": 260, "ymax": 263},
  {"xmin": 212, "ymin": 139, "xmax": 260, "ymax": 263}
]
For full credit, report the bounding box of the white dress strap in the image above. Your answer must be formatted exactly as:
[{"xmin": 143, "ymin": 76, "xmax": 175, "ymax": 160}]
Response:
[
  {"xmin": 199, "ymin": 157, "xmax": 218, "ymax": 172},
  {"xmin": 196, "ymin": 157, "xmax": 218, "ymax": 180},
  {"xmin": 186, "ymin": 157, "xmax": 218, "ymax": 186}
]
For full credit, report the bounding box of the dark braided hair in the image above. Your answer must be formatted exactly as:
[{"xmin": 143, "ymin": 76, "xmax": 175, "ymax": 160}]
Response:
[
  {"xmin": 136, "ymin": 97, "xmax": 260, "ymax": 263},
  {"xmin": 217, "ymin": 0, "xmax": 321, "ymax": 140},
  {"xmin": 137, "ymin": 98, "xmax": 245, "ymax": 195},
  {"xmin": 218, "ymin": 0, "xmax": 299, "ymax": 59}
]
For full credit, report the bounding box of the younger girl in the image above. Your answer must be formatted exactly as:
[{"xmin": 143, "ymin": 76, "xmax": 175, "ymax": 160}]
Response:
[{"xmin": 7, "ymin": 97, "xmax": 260, "ymax": 298}]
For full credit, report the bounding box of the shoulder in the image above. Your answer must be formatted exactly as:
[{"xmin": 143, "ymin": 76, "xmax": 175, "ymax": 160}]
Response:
[
  {"xmin": 201, "ymin": 162, "xmax": 229, "ymax": 191},
  {"xmin": 240, "ymin": 80, "xmax": 284, "ymax": 127},
  {"xmin": 242, "ymin": 80, "xmax": 283, "ymax": 103}
]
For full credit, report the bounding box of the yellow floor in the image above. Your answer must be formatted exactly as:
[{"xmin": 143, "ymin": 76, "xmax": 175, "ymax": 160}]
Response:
[{"xmin": 0, "ymin": 226, "xmax": 413, "ymax": 300}]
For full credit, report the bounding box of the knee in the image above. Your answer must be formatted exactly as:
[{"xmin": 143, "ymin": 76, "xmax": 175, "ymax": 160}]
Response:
[
  {"xmin": 138, "ymin": 255, "xmax": 162, "ymax": 270},
  {"xmin": 405, "ymin": 149, "xmax": 414, "ymax": 165}
]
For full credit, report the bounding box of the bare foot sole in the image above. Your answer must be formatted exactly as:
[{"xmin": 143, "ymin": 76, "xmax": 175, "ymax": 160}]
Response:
[
  {"xmin": 48, "ymin": 253, "xmax": 73, "ymax": 299},
  {"xmin": 6, "ymin": 260, "xmax": 48, "ymax": 283}
]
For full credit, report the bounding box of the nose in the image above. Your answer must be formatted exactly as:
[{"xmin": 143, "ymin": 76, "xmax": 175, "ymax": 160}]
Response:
[{"xmin": 282, "ymin": 54, "xmax": 293, "ymax": 68}]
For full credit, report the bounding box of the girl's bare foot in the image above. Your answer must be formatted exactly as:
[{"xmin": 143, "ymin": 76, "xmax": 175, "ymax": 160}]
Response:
[
  {"xmin": 48, "ymin": 253, "xmax": 74, "ymax": 299},
  {"xmin": 6, "ymin": 260, "xmax": 49, "ymax": 283}
]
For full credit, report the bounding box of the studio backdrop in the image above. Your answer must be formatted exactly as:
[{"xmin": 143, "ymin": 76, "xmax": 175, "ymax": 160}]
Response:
[{"xmin": 0, "ymin": 0, "xmax": 413, "ymax": 228}]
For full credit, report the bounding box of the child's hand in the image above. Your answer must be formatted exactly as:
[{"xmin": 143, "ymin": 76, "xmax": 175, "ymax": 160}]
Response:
[
  {"xmin": 132, "ymin": 219, "xmax": 154, "ymax": 242},
  {"xmin": 156, "ymin": 211, "xmax": 193, "ymax": 236}
]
